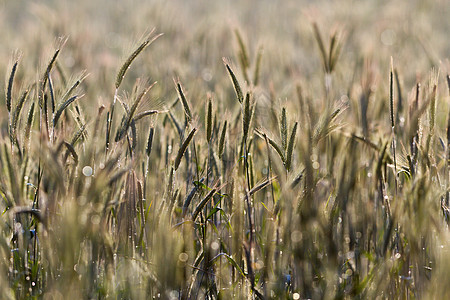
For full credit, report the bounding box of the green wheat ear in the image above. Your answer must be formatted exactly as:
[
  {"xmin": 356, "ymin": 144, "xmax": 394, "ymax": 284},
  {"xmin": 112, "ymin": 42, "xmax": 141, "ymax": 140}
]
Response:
[
  {"xmin": 389, "ymin": 57, "xmax": 395, "ymax": 129},
  {"xmin": 223, "ymin": 58, "xmax": 244, "ymax": 103},
  {"xmin": 115, "ymin": 82, "xmax": 156, "ymax": 142},
  {"xmin": 174, "ymin": 80, "xmax": 193, "ymax": 124},
  {"xmin": 5, "ymin": 53, "xmax": 21, "ymax": 113},
  {"xmin": 285, "ymin": 122, "xmax": 298, "ymax": 172},
  {"xmin": 115, "ymin": 29, "xmax": 162, "ymax": 89},
  {"xmin": 255, "ymin": 128, "xmax": 285, "ymax": 163},
  {"xmin": 242, "ymin": 92, "xmax": 252, "ymax": 144},
  {"xmin": 234, "ymin": 29, "xmax": 250, "ymax": 83},
  {"xmin": 39, "ymin": 38, "xmax": 67, "ymax": 109},
  {"xmin": 206, "ymin": 95, "xmax": 213, "ymax": 143},
  {"xmin": 53, "ymin": 95, "xmax": 79, "ymax": 127},
  {"xmin": 146, "ymin": 127, "xmax": 155, "ymax": 157},
  {"xmin": 218, "ymin": 120, "xmax": 227, "ymax": 159},
  {"xmin": 174, "ymin": 127, "xmax": 197, "ymax": 171},
  {"xmin": 253, "ymin": 46, "xmax": 263, "ymax": 86},
  {"xmin": 192, "ymin": 188, "xmax": 217, "ymax": 221},
  {"xmin": 10, "ymin": 89, "xmax": 29, "ymax": 144},
  {"xmin": 280, "ymin": 107, "xmax": 287, "ymax": 151},
  {"xmin": 23, "ymin": 101, "xmax": 35, "ymax": 154},
  {"xmin": 312, "ymin": 22, "xmax": 328, "ymax": 72}
]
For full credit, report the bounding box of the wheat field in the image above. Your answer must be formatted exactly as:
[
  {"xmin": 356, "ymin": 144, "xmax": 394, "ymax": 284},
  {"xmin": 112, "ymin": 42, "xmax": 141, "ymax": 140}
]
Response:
[{"xmin": 0, "ymin": 0, "xmax": 449, "ymax": 299}]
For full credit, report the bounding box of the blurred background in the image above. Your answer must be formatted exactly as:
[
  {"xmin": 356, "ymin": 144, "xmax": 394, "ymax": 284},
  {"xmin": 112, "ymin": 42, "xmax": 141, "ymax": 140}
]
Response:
[{"xmin": 1, "ymin": 0, "xmax": 448, "ymax": 105}]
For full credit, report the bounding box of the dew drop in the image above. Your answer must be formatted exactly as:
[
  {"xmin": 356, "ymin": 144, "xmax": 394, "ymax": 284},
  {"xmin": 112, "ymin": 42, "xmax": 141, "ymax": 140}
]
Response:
[
  {"xmin": 82, "ymin": 166, "xmax": 93, "ymax": 177},
  {"xmin": 179, "ymin": 252, "xmax": 188, "ymax": 262}
]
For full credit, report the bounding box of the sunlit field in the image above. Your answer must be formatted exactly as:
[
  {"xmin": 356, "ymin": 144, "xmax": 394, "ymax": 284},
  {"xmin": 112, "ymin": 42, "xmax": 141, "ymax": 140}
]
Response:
[{"xmin": 0, "ymin": 0, "xmax": 449, "ymax": 298}]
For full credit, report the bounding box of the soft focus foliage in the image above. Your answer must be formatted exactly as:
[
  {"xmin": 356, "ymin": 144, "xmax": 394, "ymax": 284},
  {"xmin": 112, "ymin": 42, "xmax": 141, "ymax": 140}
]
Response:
[{"xmin": 0, "ymin": 0, "xmax": 449, "ymax": 299}]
